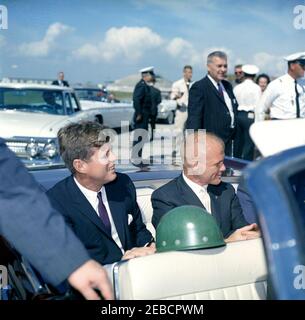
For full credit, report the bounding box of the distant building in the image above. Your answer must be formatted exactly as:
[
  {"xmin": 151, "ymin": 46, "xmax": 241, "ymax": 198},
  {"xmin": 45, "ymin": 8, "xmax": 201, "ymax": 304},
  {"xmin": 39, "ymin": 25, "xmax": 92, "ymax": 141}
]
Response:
[
  {"xmin": 107, "ymin": 73, "xmax": 173, "ymax": 93},
  {"xmin": 1, "ymin": 77, "xmax": 53, "ymax": 85}
]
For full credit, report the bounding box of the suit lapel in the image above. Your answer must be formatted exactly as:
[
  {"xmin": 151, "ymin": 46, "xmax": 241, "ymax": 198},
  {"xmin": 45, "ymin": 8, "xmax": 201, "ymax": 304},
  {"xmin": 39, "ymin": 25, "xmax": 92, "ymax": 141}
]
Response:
[
  {"xmin": 176, "ymin": 175, "xmax": 206, "ymax": 210},
  {"xmin": 67, "ymin": 176, "xmax": 113, "ymax": 238},
  {"xmin": 205, "ymin": 76, "xmax": 226, "ymax": 105},
  {"xmin": 105, "ymin": 183, "xmax": 127, "ymax": 248},
  {"xmin": 177, "ymin": 176, "xmax": 223, "ymax": 229},
  {"xmin": 207, "ymin": 186, "xmax": 222, "ymax": 230}
]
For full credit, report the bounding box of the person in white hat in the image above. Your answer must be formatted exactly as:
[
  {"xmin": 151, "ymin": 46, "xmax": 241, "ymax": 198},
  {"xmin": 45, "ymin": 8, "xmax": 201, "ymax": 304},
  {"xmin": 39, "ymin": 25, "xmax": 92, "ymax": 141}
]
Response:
[
  {"xmin": 233, "ymin": 64, "xmax": 261, "ymax": 160},
  {"xmin": 256, "ymin": 52, "xmax": 305, "ymax": 121}
]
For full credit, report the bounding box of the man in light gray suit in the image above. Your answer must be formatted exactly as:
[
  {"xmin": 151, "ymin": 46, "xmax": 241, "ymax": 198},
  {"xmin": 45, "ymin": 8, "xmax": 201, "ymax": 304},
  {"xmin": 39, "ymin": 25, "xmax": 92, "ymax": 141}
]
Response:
[{"xmin": 0, "ymin": 138, "xmax": 113, "ymax": 300}]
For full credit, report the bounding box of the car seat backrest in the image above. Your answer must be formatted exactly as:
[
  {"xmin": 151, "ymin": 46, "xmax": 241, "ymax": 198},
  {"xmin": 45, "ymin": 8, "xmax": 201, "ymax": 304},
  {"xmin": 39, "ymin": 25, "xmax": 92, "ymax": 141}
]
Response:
[
  {"xmin": 136, "ymin": 187, "xmax": 155, "ymax": 238},
  {"xmin": 114, "ymin": 238, "xmax": 267, "ymax": 300}
]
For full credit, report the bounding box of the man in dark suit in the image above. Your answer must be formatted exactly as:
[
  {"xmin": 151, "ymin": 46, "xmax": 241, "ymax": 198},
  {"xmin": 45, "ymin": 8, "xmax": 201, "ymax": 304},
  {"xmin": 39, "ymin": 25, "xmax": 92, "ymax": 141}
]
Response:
[
  {"xmin": 52, "ymin": 71, "xmax": 69, "ymax": 87},
  {"xmin": 47, "ymin": 121, "xmax": 155, "ymax": 265},
  {"xmin": 131, "ymin": 67, "xmax": 154, "ymax": 168},
  {"xmin": 186, "ymin": 51, "xmax": 238, "ymax": 156},
  {"xmin": 152, "ymin": 132, "xmax": 260, "ymax": 242},
  {"xmin": 149, "ymin": 76, "xmax": 162, "ymax": 142},
  {"xmin": 0, "ymin": 138, "xmax": 113, "ymax": 300}
]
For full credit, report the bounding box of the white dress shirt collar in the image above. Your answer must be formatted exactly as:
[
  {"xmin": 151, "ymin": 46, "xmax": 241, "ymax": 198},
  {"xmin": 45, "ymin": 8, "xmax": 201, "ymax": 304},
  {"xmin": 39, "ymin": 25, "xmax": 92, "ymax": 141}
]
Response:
[
  {"xmin": 73, "ymin": 177, "xmax": 124, "ymax": 254},
  {"xmin": 182, "ymin": 173, "xmax": 211, "ymax": 213},
  {"xmin": 182, "ymin": 172, "xmax": 208, "ymax": 194}
]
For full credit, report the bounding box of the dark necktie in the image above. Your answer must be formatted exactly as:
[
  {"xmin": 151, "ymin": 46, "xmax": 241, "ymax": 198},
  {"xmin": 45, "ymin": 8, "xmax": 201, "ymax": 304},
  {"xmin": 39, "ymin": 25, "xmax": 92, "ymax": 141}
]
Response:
[
  {"xmin": 97, "ymin": 191, "xmax": 111, "ymax": 234},
  {"xmin": 295, "ymin": 80, "xmax": 300, "ymax": 118},
  {"xmin": 186, "ymin": 81, "xmax": 190, "ymax": 92},
  {"xmin": 217, "ymin": 82, "xmax": 224, "ymax": 99}
]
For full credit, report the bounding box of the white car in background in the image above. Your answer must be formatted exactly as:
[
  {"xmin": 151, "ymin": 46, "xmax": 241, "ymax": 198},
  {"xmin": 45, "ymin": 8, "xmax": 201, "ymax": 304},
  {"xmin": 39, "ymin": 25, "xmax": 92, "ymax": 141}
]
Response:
[
  {"xmin": 156, "ymin": 92, "xmax": 177, "ymax": 124},
  {"xmin": 0, "ymin": 83, "xmax": 105, "ymax": 165},
  {"xmin": 74, "ymin": 87, "xmax": 134, "ymax": 129}
]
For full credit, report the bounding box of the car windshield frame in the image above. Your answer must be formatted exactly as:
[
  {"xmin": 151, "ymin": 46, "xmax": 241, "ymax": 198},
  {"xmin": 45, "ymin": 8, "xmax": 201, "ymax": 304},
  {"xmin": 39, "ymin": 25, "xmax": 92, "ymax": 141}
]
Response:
[{"xmin": 0, "ymin": 88, "xmax": 68, "ymax": 115}]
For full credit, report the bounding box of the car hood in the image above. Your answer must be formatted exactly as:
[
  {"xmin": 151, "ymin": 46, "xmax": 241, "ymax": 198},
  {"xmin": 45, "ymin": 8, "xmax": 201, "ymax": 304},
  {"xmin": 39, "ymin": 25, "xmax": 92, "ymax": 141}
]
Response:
[{"xmin": 0, "ymin": 110, "xmax": 70, "ymax": 138}]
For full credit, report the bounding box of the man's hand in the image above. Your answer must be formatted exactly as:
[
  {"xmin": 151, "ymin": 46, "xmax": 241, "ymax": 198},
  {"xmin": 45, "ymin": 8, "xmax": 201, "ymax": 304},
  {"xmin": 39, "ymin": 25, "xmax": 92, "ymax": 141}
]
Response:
[
  {"xmin": 122, "ymin": 246, "xmax": 156, "ymax": 261},
  {"xmin": 135, "ymin": 114, "xmax": 143, "ymax": 123},
  {"xmin": 225, "ymin": 223, "xmax": 261, "ymax": 243},
  {"xmin": 68, "ymin": 260, "xmax": 114, "ymax": 300}
]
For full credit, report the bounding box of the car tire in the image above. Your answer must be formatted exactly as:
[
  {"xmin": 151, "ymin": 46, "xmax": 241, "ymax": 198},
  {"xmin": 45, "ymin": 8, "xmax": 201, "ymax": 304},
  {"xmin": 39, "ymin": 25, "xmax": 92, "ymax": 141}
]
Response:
[{"xmin": 166, "ymin": 111, "xmax": 175, "ymax": 124}]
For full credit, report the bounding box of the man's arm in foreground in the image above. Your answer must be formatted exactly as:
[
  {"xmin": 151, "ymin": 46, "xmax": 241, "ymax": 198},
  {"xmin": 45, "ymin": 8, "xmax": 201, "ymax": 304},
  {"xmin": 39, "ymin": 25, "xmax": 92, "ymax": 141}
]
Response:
[{"xmin": 0, "ymin": 140, "xmax": 113, "ymax": 299}]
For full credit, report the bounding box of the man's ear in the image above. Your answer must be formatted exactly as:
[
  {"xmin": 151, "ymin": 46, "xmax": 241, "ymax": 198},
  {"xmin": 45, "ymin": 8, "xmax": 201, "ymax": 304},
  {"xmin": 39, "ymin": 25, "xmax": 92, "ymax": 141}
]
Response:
[{"xmin": 73, "ymin": 159, "xmax": 87, "ymax": 174}]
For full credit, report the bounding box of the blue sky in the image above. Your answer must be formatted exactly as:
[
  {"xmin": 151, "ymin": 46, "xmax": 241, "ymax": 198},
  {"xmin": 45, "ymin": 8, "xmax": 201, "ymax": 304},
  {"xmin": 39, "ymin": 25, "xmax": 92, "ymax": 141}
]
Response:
[{"xmin": 0, "ymin": 0, "xmax": 304, "ymax": 83}]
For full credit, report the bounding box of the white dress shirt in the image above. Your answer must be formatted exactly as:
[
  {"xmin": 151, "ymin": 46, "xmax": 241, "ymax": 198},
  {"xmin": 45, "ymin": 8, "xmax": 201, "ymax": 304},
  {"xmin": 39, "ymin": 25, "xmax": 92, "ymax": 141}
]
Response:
[
  {"xmin": 233, "ymin": 79, "xmax": 262, "ymax": 113},
  {"xmin": 256, "ymin": 74, "xmax": 305, "ymax": 121},
  {"xmin": 170, "ymin": 78, "xmax": 192, "ymax": 107},
  {"xmin": 74, "ymin": 177, "xmax": 124, "ymax": 254},
  {"xmin": 182, "ymin": 173, "xmax": 211, "ymax": 213},
  {"xmin": 208, "ymin": 75, "xmax": 235, "ymax": 128}
]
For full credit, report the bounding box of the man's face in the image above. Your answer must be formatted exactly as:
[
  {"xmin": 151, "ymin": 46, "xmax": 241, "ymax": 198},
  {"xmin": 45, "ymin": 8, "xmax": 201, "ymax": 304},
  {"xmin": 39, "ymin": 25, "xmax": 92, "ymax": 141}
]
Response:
[
  {"xmin": 184, "ymin": 68, "xmax": 193, "ymax": 82},
  {"xmin": 200, "ymin": 143, "xmax": 226, "ymax": 185},
  {"xmin": 58, "ymin": 72, "xmax": 65, "ymax": 81},
  {"xmin": 81, "ymin": 143, "xmax": 117, "ymax": 185},
  {"xmin": 234, "ymin": 67, "xmax": 243, "ymax": 81},
  {"xmin": 143, "ymin": 73, "xmax": 153, "ymax": 83},
  {"xmin": 291, "ymin": 62, "xmax": 305, "ymax": 79},
  {"xmin": 208, "ymin": 57, "xmax": 228, "ymax": 82},
  {"xmin": 258, "ymin": 77, "xmax": 269, "ymax": 92}
]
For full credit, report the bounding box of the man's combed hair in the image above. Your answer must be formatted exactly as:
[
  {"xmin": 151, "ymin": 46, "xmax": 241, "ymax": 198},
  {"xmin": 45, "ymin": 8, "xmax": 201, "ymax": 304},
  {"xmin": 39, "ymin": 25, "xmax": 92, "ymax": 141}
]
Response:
[
  {"xmin": 58, "ymin": 121, "xmax": 108, "ymax": 174},
  {"xmin": 183, "ymin": 65, "xmax": 193, "ymax": 71},
  {"xmin": 207, "ymin": 51, "xmax": 227, "ymax": 64}
]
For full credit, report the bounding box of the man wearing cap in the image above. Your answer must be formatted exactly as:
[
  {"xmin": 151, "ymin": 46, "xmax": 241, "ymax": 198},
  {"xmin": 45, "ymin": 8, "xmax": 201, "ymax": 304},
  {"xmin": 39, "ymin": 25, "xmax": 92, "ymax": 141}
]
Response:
[
  {"xmin": 256, "ymin": 52, "xmax": 305, "ymax": 121},
  {"xmin": 131, "ymin": 67, "xmax": 154, "ymax": 168},
  {"xmin": 186, "ymin": 51, "xmax": 238, "ymax": 156},
  {"xmin": 233, "ymin": 64, "xmax": 262, "ymax": 160}
]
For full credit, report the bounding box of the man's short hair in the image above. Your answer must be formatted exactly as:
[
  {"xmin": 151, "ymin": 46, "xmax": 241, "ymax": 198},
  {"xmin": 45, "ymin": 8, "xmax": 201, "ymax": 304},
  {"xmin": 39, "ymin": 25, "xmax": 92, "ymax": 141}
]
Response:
[
  {"xmin": 58, "ymin": 121, "xmax": 108, "ymax": 174},
  {"xmin": 183, "ymin": 65, "xmax": 192, "ymax": 71},
  {"xmin": 234, "ymin": 64, "xmax": 243, "ymax": 69},
  {"xmin": 207, "ymin": 51, "xmax": 227, "ymax": 64}
]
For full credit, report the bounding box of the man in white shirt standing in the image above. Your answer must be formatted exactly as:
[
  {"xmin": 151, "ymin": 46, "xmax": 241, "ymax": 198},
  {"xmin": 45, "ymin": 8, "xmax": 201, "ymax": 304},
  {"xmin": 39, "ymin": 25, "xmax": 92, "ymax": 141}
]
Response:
[
  {"xmin": 171, "ymin": 65, "xmax": 193, "ymax": 164},
  {"xmin": 256, "ymin": 52, "xmax": 305, "ymax": 121},
  {"xmin": 233, "ymin": 64, "xmax": 261, "ymax": 160}
]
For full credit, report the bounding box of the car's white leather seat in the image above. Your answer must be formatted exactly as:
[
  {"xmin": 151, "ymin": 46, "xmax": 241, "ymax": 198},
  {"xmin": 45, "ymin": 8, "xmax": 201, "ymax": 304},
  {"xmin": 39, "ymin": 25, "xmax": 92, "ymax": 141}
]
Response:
[
  {"xmin": 113, "ymin": 238, "xmax": 267, "ymax": 300},
  {"xmin": 136, "ymin": 187, "xmax": 155, "ymax": 238}
]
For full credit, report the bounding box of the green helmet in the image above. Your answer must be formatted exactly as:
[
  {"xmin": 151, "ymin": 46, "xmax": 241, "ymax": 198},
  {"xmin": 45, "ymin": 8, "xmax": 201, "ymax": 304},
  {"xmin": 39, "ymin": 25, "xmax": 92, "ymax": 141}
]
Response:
[{"xmin": 156, "ymin": 205, "xmax": 226, "ymax": 253}]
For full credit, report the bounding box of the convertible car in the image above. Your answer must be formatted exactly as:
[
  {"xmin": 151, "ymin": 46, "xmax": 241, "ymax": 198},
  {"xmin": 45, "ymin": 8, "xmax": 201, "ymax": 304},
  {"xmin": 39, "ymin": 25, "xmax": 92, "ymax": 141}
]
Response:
[{"xmin": 1, "ymin": 119, "xmax": 305, "ymax": 300}]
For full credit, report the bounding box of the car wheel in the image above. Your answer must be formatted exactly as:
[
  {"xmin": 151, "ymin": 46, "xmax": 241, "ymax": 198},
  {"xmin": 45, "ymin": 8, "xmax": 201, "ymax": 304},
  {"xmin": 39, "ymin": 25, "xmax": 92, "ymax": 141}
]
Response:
[{"xmin": 166, "ymin": 111, "xmax": 175, "ymax": 124}]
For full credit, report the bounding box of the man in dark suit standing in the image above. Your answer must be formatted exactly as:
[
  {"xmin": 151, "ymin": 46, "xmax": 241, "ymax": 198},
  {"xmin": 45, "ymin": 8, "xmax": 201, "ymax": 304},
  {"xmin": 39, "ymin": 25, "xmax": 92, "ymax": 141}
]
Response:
[
  {"xmin": 47, "ymin": 121, "xmax": 155, "ymax": 266},
  {"xmin": 0, "ymin": 138, "xmax": 113, "ymax": 300},
  {"xmin": 131, "ymin": 67, "xmax": 154, "ymax": 168},
  {"xmin": 149, "ymin": 75, "xmax": 162, "ymax": 142},
  {"xmin": 151, "ymin": 132, "xmax": 260, "ymax": 242},
  {"xmin": 52, "ymin": 71, "xmax": 70, "ymax": 87},
  {"xmin": 186, "ymin": 51, "xmax": 238, "ymax": 156}
]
